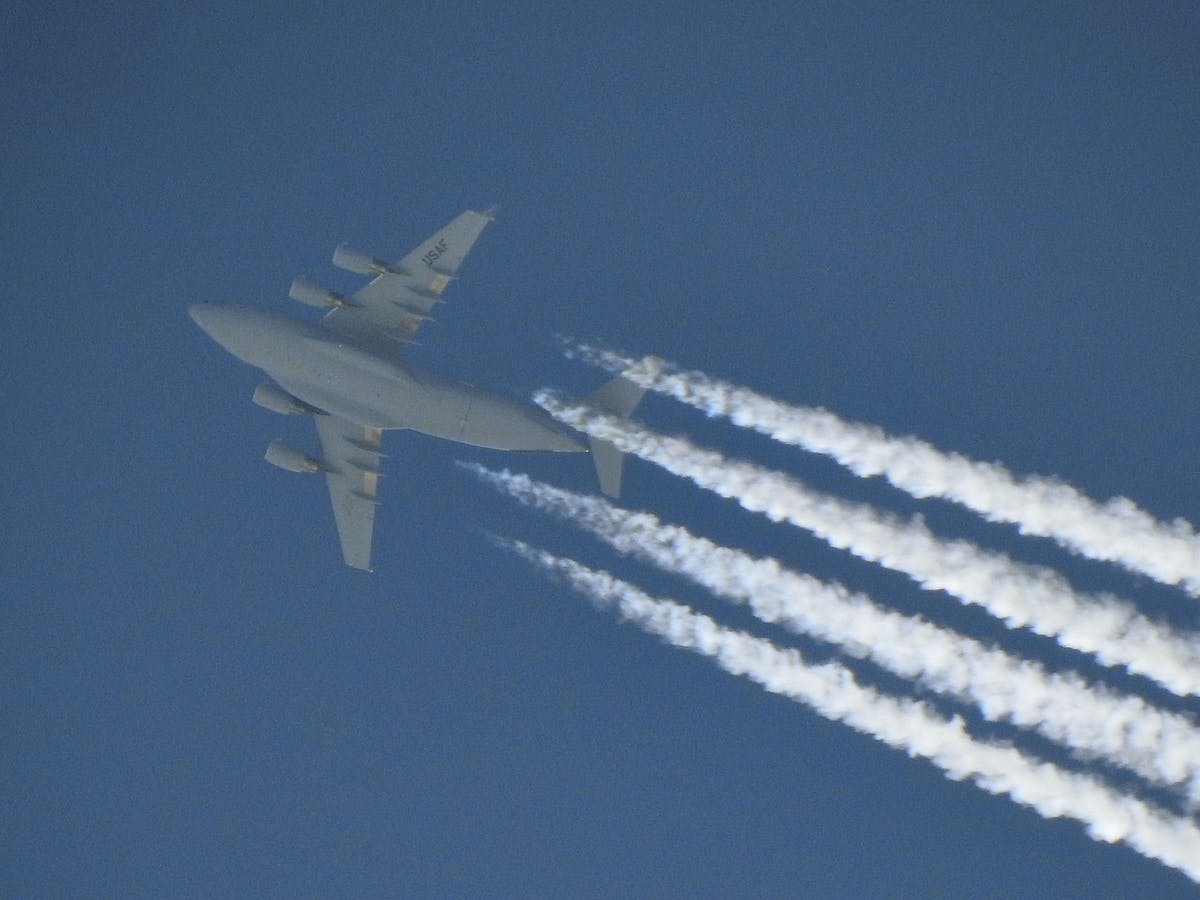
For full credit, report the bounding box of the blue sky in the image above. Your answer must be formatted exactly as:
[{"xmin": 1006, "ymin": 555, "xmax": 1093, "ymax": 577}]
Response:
[{"xmin": 6, "ymin": 3, "xmax": 1200, "ymax": 896}]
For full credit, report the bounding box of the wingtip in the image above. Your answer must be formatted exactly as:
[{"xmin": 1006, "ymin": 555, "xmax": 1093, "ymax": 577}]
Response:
[{"xmin": 480, "ymin": 204, "xmax": 501, "ymax": 221}]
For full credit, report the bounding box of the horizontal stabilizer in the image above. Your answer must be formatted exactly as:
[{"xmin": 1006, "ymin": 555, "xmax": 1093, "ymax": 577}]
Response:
[
  {"xmin": 588, "ymin": 437, "xmax": 625, "ymax": 498},
  {"xmin": 583, "ymin": 357, "xmax": 662, "ymax": 498}
]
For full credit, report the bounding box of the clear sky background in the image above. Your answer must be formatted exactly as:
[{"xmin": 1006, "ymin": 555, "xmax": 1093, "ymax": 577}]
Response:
[{"xmin": 5, "ymin": 3, "xmax": 1200, "ymax": 896}]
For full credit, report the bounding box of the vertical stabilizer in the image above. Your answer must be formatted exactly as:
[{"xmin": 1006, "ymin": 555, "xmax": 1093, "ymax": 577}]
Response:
[{"xmin": 583, "ymin": 357, "xmax": 662, "ymax": 498}]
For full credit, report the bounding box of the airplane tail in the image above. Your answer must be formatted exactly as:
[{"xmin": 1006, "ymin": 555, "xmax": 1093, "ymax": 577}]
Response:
[{"xmin": 583, "ymin": 357, "xmax": 663, "ymax": 498}]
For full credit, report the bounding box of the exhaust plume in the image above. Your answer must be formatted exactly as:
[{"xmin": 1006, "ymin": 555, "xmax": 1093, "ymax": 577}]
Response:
[
  {"xmin": 501, "ymin": 540, "xmax": 1200, "ymax": 884},
  {"xmin": 472, "ymin": 466, "xmax": 1200, "ymax": 801},
  {"xmin": 534, "ymin": 395, "xmax": 1200, "ymax": 697},
  {"xmin": 569, "ymin": 343, "xmax": 1200, "ymax": 595}
]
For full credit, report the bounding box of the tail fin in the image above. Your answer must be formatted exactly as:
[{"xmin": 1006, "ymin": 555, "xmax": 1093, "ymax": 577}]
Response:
[{"xmin": 583, "ymin": 357, "xmax": 662, "ymax": 498}]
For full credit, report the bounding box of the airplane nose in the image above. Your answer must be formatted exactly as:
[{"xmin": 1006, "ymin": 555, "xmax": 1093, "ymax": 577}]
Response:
[
  {"xmin": 188, "ymin": 303, "xmax": 217, "ymax": 333},
  {"xmin": 188, "ymin": 307, "xmax": 225, "ymax": 340},
  {"xmin": 188, "ymin": 303, "xmax": 245, "ymax": 353}
]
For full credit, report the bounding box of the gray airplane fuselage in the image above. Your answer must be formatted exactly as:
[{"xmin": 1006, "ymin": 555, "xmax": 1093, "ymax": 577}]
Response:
[{"xmin": 189, "ymin": 304, "xmax": 585, "ymax": 453}]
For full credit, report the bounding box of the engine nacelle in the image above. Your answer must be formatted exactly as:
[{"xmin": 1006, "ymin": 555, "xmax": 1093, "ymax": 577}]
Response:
[
  {"xmin": 332, "ymin": 243, "xmax": 409, "ymax": 277},
  {"xmin": 253, "ymin": 383, "xmax": 310, "ymax": 415},
  {"xmin": 264, "ymin": 440, "xmax": 322, "ymax": 474},
  {"xmin": 289, "ymin": 276, "xmax": 349, "ymax": 309}
]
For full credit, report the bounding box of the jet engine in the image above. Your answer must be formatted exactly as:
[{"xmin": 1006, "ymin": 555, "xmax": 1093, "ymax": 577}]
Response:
[
  {"xmin": 332, "ymin": 244, "xmax": 409, "ymax": 277},
  {"xmin": 264, "ymin": 440, "xmax": 322, "ymax": 474},
  {"xmin": 289, "ymin": 276, "xmax": 350, "ymax": 309},
  {"xmin": 253, "ymin": 383, "xmax": 312, "ymax": 415}
]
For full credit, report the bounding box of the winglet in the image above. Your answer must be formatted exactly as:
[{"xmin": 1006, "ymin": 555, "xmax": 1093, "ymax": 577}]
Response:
[{"xmin": 583, "ymin": 356, "xmax": 662, "ymax": 498}]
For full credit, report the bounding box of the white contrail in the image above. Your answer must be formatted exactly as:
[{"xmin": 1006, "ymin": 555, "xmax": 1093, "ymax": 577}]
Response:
[
  {"xmin": 535, "ymin": 396, "xmax": 1200, "ymax": 697},
  {"xmin": 570, "ymin": 343, "xmax": 1200, "ymax": 595},
  {"xmin": 471, "ymin": 466, "xmax": 1200, "ymax": 802},
  {"xmin": 500, "ymin": 540, "xmax": 1200, "ymax": 884}
]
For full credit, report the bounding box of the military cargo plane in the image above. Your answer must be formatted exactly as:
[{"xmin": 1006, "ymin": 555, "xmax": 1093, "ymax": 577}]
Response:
[{"xmin": 190, "ymin": 209, "xmax": 650, "ymax": 571}]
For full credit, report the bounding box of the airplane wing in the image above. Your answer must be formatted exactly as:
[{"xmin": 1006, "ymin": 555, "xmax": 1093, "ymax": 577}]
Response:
[
  {"xmin": 322, "ymin": 208, "xmax": 495, "ymax": 349},
  {"xmin": 314, "ymin": 415, "xmax": 384, "ymax": 571}
]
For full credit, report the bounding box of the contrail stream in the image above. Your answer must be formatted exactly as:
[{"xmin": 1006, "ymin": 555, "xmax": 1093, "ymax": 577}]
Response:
[
  {"xmin": 500, "ymin": 540, "xmax": 1200, "ymax": 884},
  {"xmin": 571, "ymin": 343, "xmax": 1200, "ymax": 595},
  {"xmin": 472, "ymin": 466, "xmax": 1200, "ymax": 801},
  {"xmin": 534, "ymin": 396, "xmax": 1200, "ymax": 697}
]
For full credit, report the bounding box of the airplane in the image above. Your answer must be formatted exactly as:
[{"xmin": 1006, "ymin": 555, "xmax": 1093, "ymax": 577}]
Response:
[{"xmin": 189, "ymin": 208, "xmax": 652, "ymax": 571}]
